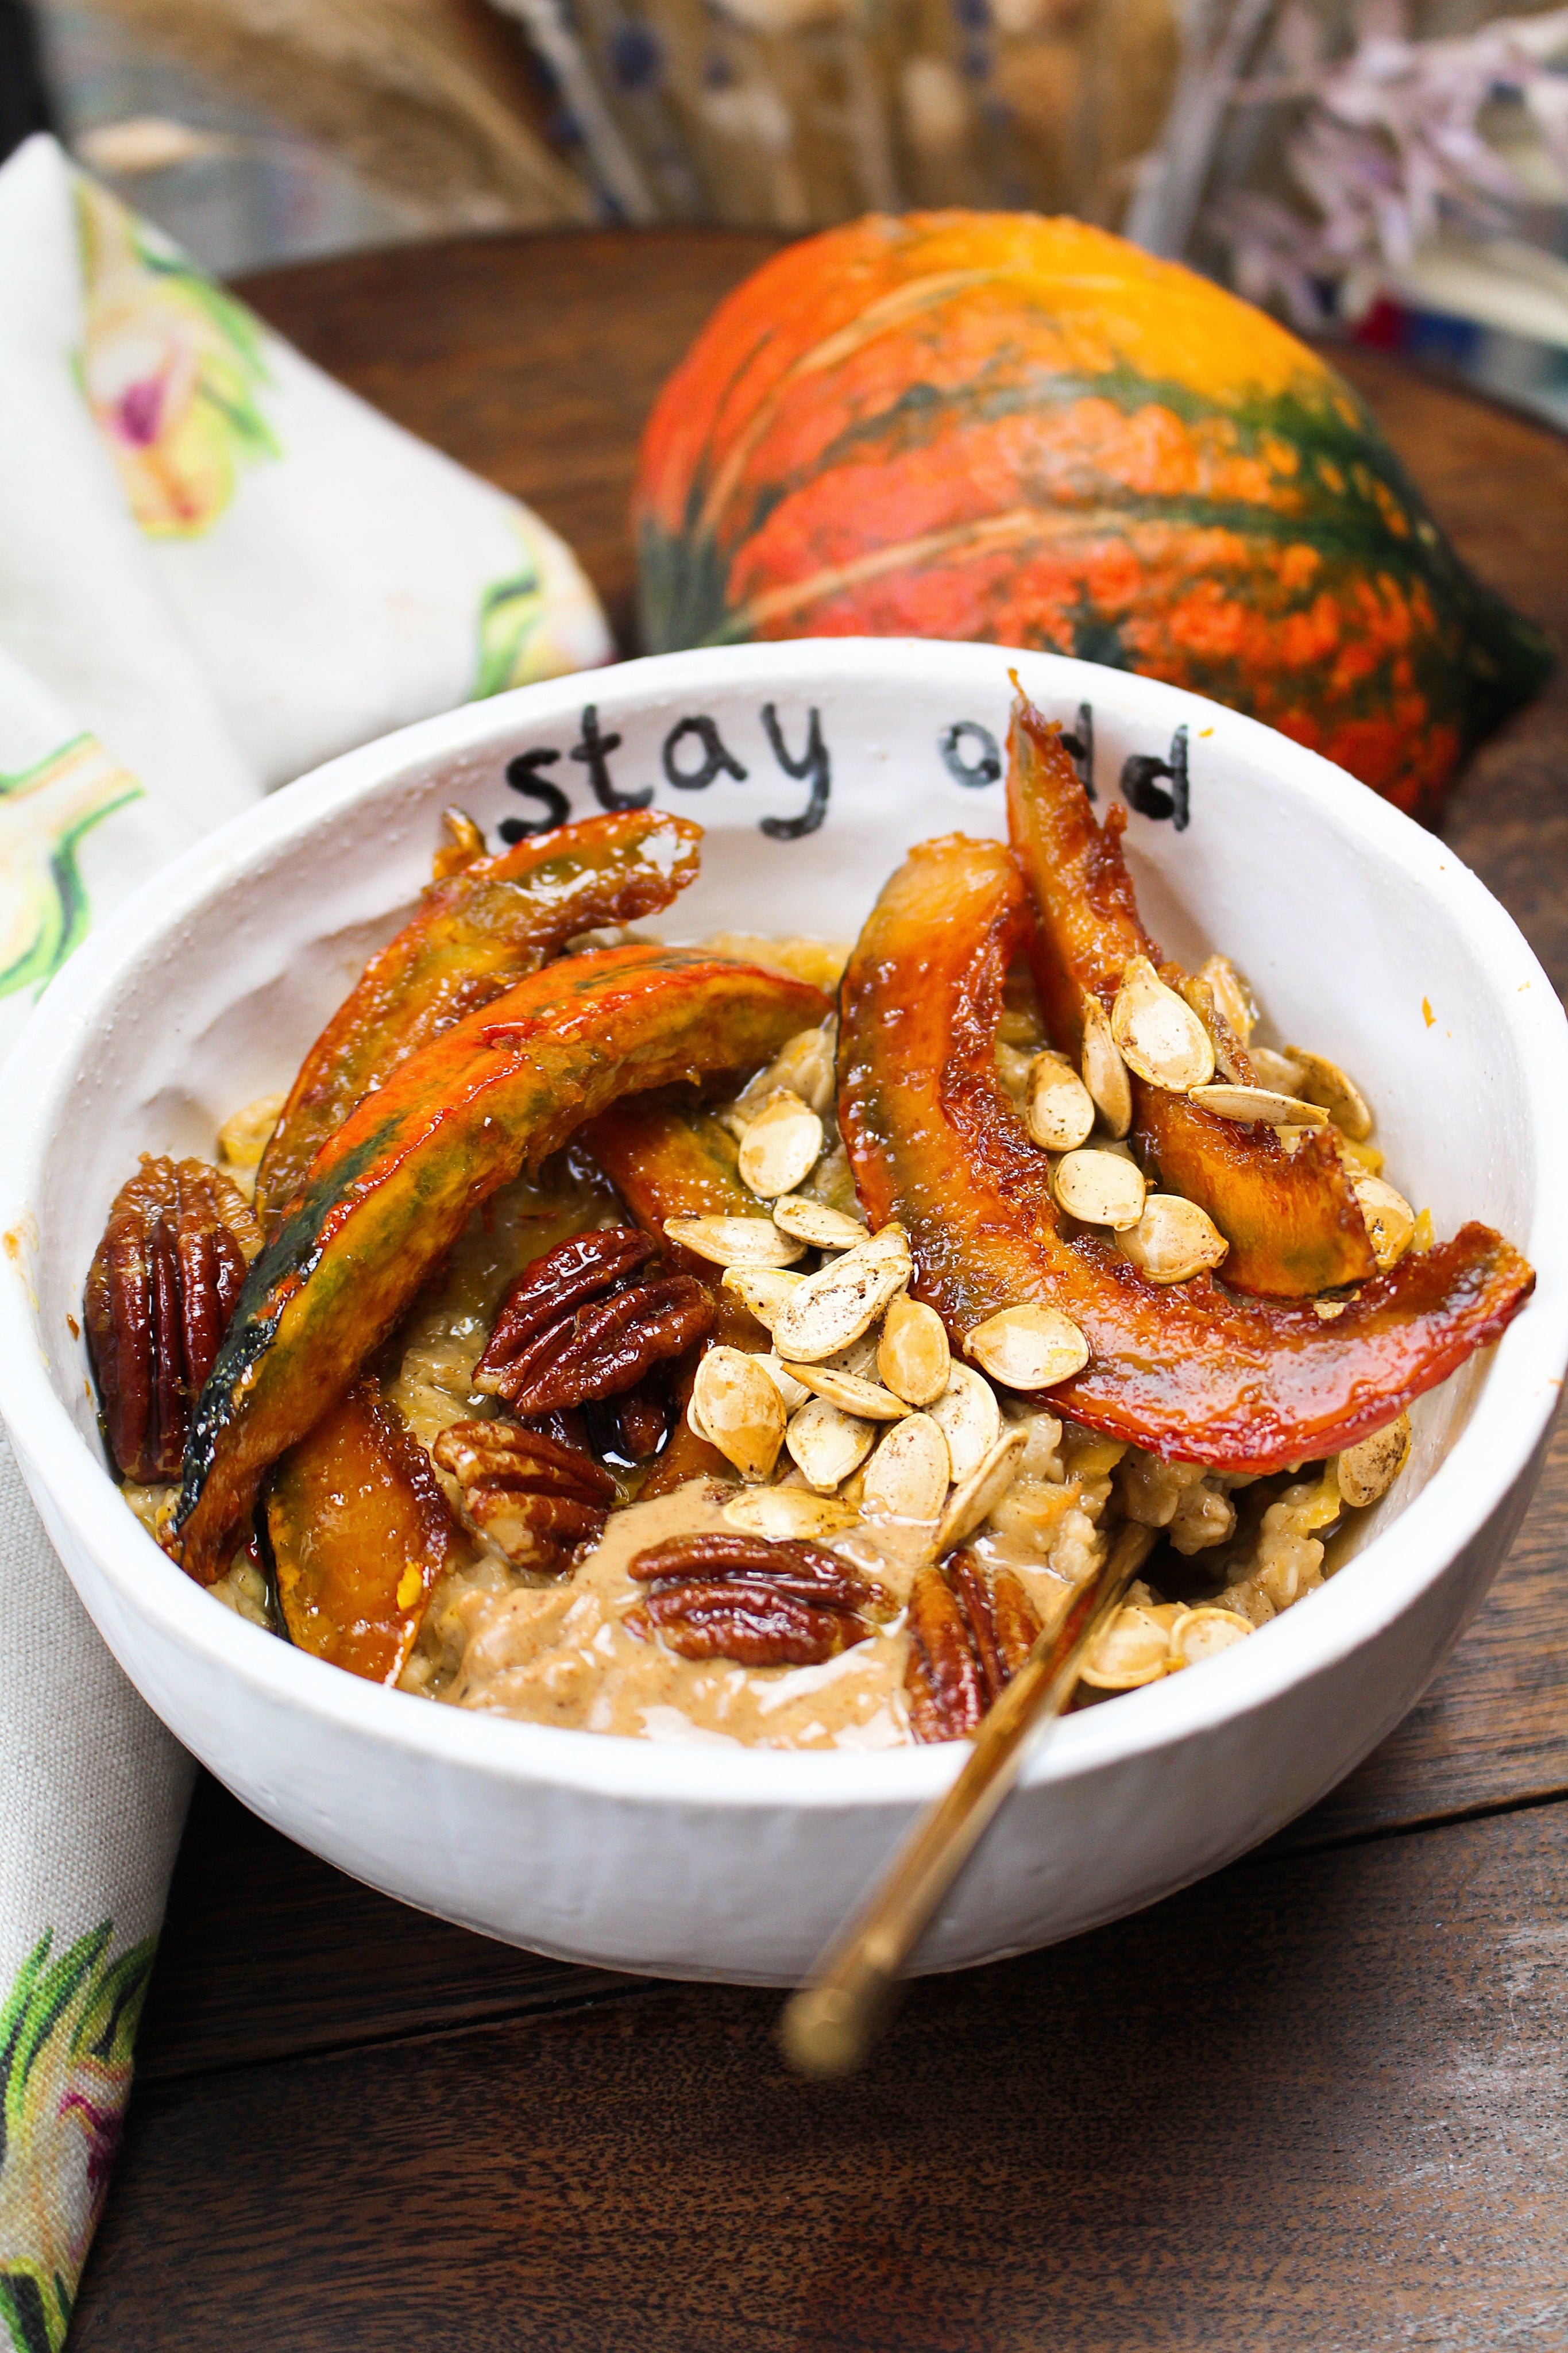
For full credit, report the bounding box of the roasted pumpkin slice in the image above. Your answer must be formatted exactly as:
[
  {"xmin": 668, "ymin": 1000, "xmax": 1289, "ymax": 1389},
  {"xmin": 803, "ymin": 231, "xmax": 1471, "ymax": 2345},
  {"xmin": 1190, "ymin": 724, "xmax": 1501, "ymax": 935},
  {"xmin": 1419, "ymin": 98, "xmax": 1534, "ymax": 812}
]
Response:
[
  {"xmin": 584, "ymin": 1098, "xmax": 771, "ymax": 1495},
  {"xmin": 255, "ymin": 809, "xmax": 703, "ymax": 1226},
  {"xmin": 173, "ymin": 947, "xmax": 828, "ymax": 1579},
  {"xmin": 1006, "ymin": 692, "xmax": 1374, "ymax": 1299},
  {"xmin": 837, "ymin": 832, "xmax": 1534, "ymax": 1471},
  {"xmin": 267, "ymin": 1380, "xmax": 462, "ymax": 1685}
]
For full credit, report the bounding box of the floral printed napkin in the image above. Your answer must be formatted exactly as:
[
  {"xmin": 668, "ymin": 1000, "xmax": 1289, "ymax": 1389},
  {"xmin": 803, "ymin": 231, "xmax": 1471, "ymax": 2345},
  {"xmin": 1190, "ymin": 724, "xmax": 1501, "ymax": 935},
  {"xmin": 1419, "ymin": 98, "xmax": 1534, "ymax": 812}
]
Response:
[{"xmin": 0, "ymin": 132, "xmax": 611, "ymax": 2349}]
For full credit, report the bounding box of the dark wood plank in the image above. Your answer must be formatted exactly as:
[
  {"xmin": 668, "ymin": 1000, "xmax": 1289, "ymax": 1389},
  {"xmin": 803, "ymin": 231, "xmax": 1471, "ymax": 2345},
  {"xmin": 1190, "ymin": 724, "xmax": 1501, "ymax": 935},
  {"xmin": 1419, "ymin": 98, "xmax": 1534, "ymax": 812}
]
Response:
[{"xmin": 78, "ymin": 1796, "xmax": 1568, "ymax": 2351}]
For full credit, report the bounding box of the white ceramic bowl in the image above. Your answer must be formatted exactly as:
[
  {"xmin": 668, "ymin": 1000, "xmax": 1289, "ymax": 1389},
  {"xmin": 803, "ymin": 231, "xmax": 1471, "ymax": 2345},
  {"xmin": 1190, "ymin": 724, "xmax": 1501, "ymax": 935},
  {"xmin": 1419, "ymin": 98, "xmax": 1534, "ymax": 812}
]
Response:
[{"xmin": 2, "ymin": 640, "xmax": 1565, "ymax": 1985}]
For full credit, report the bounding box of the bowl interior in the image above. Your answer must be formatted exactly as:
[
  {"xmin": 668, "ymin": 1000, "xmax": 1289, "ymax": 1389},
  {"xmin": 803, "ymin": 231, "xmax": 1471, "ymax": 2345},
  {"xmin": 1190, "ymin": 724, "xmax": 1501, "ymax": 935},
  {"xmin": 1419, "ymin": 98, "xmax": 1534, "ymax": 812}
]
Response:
[{"xmin": 9, "ymin": 638, "xmax": 1566, "ymax": 1771}]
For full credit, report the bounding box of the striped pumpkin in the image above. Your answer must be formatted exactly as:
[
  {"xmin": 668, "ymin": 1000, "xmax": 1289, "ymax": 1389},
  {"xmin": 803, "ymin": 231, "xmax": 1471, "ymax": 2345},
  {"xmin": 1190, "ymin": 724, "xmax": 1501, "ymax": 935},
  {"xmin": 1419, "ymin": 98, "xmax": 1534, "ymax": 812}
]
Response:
[{"xmin": 635, "ymin": 211, "xmax": 1550, "ymax": 816}]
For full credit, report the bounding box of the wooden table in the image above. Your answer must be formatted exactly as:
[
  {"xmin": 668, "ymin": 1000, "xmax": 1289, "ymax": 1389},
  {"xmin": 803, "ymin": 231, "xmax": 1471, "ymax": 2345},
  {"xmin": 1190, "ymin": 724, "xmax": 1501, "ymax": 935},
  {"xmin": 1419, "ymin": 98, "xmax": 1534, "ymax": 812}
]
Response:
[{"xmin": 73, "ymin": 233, "xmax": 1568, "ymax": 2352}]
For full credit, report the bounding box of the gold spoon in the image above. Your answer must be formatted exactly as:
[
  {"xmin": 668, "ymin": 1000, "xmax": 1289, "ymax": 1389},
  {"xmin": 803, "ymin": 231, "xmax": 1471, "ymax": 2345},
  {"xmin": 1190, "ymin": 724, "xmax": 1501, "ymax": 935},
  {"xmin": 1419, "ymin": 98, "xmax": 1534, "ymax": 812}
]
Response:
[{"xmin": 779, "ymin": 1518, "xmax": 1157, "ymax": 2078}]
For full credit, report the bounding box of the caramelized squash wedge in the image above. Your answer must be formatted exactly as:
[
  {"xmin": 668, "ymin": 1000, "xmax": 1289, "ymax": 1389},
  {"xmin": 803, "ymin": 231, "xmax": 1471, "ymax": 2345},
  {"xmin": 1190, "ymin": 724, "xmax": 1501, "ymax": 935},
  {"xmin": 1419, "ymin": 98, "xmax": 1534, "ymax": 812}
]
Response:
[
  {"xmin": 1006, "ymin": 694, "xmax": 1374, "ymax": 1298},
  {"xmin": 584, "ymin": 1098, "xmax": 771, "ymax": 1495},
  {"xmin": 837, "ymin": 832, "xmax": 1534, "ymax": 1471},
  {"xmin": 255, "ymin": 809, "xmax": 703, "ymax": 1226},
  {"xmin": 267, "ymin": 1380, "xmax": 462, "ymax": 1684},
  {"xmin": 175, "ymin": 947, "xmax": 828, "ymax": 1579}
]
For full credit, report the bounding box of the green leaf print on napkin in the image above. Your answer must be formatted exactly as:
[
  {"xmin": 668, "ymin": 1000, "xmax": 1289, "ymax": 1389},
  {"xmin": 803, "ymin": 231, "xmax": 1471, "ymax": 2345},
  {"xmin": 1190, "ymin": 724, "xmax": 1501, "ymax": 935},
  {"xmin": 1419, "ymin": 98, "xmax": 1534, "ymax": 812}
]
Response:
[
  {"xmin": 0, "ymin": 736, "xmax": 142, "ymax": 1002},
  {"xmin": 75, "ymin": 178, "xmax": 280, "ymax": 540},
  {"xmin": 0, "ymin": 1925, "xmax": 156, "ymax": 2353}
]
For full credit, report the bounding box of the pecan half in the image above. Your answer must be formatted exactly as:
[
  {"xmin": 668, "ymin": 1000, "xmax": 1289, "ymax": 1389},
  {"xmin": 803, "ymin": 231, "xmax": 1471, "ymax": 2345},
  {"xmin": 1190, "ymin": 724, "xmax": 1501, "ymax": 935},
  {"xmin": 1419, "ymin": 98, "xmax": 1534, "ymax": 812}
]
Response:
[
  {"xmin": 625, "ymin": 1530, "xmax": 886, "ymax": 1667},
  {"xmin": 85, "ymin": 1156, "xmax": 261, "ymax": 1483},
  {"xmin": 474, "ymin": 1226, "xmax": 714, "ymax": 1417},
  {"xmin": 905, "ymin": 1552, "xmax": 1041, "ymax": 1742},
  {"xmin": 432, "ymin": 1418, "xmax": 615, "ymax": 1572}
]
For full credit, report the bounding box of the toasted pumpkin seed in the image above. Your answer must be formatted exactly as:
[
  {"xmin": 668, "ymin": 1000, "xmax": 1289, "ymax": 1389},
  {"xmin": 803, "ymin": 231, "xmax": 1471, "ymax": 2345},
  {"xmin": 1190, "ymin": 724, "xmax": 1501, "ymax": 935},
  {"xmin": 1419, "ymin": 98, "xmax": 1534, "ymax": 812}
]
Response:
[
  {"xmin": 963, "ymin": 1303, "xmax": 1089, "ymax": 1390},
  {"xmin": 666, "ymin": 1215, "xmax": 805, "ymax": 1268},
  {"xmin": 861, "ymin": 1413, "xmax": 951, "ymax": 1523},
  {"xmin": 771, "ymin": 1194, "xmax": 868, "ymax": 1249},
  {"xmin": 786, "ymin": 1395, "xmax": 877, "ymax": 1492},
  {"xmin": 1111, "ymin": 956, "xmax": 1215, "ymax": 1092},
  {"xmin": 691, "ymin": 1347, "xmax": 786, "ymax": 1482},
  {"xmin": 723, "ymin": 1487, "xmax": 859, "ymax": 1541},
  {"xmin": 1196, "ymin": 955, "xmax": 1257, "ymax": 1046},
  {"xmin": 1079, "ymin": 992, "xmax": 1132, "ymax": 1139},
  {"xmin": 933, "ymin": 1424, "xmax": 1029, "ymax": 1552},
  {"xmin": 780, "ymin": 1360, "xmax": 909, "ymax": 1420},
  {"xmin": 737, "ymin": 1090, "xmax": 824, "ymax": 1199},
  {"xmin": 767, "ymin": 1024, "xmax": 837, "ymax": 1115},
  {"xmin": 771, "ymin": 1223, "xmax": 913, "ymax": 1363},
  {"xmin": 1248, "ymin": 1046, "xmax": 1306, "ymax": 1096},
  {"xmin": 926, "ymin": 1362, "xmax": 1001, "ymax": 1479},
  {"xmin": 1285, "ymin": 1046, "xmax": 1373, "ymax": 1141},
  {"xmin": 721, "ymin": 1264, "xmax": 808, "ymax": 1330},
  {"xmin": 1080, "ymin": 1603, "xmax": 1172, "ymax": 1689},
  {"xmin": 877, "ymin": 1293, "xmax": 951, "ymax": 1407},
  {"xmin": 1115, "ymin": 1195, "xmax": 1229, "ymax": 1284},
  {"xmin": 1052, "ymin": 1147, "xmax": 1147, "ymax": 1230},
  {"xmin": 1353, "ymin": 1176, "xmax": 1415, "ymax": 1270},
  {"xmin": 1024, "ymin": 1053, "xmax": 1096, "ymax": 1151},
  {"xmin": 1189, "ymin": 1083, "xmax": 1328, "ymax": 1127},
  {"xmin": 1168, "ymin": 1606, "xmax": 1252, "ymax": 1669},
  {"xmin": 758, "ymin": 1353, "xmax": 811, "ymax": 1414},
  {"xmin": 1335, "ymin": 1411, "xmax": 1412, "ymax": 1508}
]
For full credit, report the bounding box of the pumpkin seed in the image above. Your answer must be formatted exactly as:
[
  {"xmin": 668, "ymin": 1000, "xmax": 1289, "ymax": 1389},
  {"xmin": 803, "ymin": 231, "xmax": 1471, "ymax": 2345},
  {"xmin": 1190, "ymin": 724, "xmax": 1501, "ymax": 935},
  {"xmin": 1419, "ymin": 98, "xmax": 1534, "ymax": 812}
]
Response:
[
  {"xmin": 1353, "ymin": 1176, "xmax": 1415, "ymax": 1270},
  {"xmin": 1196, "ymin": 955, "xmax": 1257, "ymax": 1046},
  {"xmin": 771, "ymin": 1194, "xmax": 868, "ymax": 1250},
  {"xmin": 721, "ymin": 1264, "xmax": 807, "ymax": 1330},
  {"xmin": 737, "ymin": 1090, "xmax": 824, "ymax": 1199},
  {"xmin": 690, "ymin": 1347, "xmax": 786, "ymax": 1482},
  {"xmin": 780, "ymin": 1360, "xmax": 909, "ymax": 1420},
  {"xmin": 1052, "ymin": 1147, "xmax": 1146, "ymax": 1230},
  {"xmin": 771, "ymin": 1222, "xmax": 913, "ymax": 1363},
  {"xmin": 1111, "ymin": 956, "xmax": 1215, "ymax": 1092},
  {"xmin": 758, "ymin": 1353, "xmax": 811, "ymax": 1414},
  {"xmin": 1079, "ymin": 992, "xmax": 1132, "ymax": 1139},
  {"xmin": 1024, "ymin": 1053, "xmax": 1096, "ymax": 1152},
  {"xmin": 1285, "ymin": 1046, "xmax": 1373, "ymax": 1141},
  {"xmin": 877, "ymin": 1293, "xmax": 951, "ymax": 1407},
  {"xmin": 1188, "ymin": 1083, "xmax": 1327, "ymax": 1127},
  {"xmin": 1116, "ymin": 1195, "xmax": 1229, "ymax": 1284},
  {"xmin": 861, "ymin": 1413, "xmax": 951, "ymax": 1523},
  {"xmin": 827, "ymin": 1330, "xmax": 882, "ymax": 1380},
  {"xmin": 666, "ymin": 1215, "xmax": 805, "ymax": 1268},
  {"xmin": 723, "ymin": 1487, "xmax": 859, "ymax": 1541},
  {"xmin": 933, "ymin": 1424, "xmax": 1029, "ymax": 1552},
  {"xmin": 1335, "ymin": 1411, "xmax": 1412, "ymax": 1508},
  {"xmin": 1080, "ymin": 1603, "xmax": 1171, "ymax": 1689},
  {"xmin": 963, "ymin": 1303, "xmax": 1089, "ymax": 1391},
  {"xmin": 768, "ymin": 1024, "xmax": 837, "ymax": 1115},
  {"xmin": 927, "ymin": 1362, "xmax": 1001, "ymax": 1480},
  {"xmin": 786, "ymin": 1394, "xmax": 877, "ymax": 1492},
  {"xmin": 1168, "ymin": 1606, "xmax": 1252, "ymax": 1669},
  {"xmin": 1248, "ymin": 1046, "xmax": 1306, "ymax": 1096}
]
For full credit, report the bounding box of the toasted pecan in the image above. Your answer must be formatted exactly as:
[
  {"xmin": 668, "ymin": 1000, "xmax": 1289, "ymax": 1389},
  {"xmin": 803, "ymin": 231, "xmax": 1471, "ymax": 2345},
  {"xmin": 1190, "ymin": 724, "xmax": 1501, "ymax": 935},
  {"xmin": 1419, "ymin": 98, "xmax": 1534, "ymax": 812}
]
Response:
[
  {"xmin": 85, "ymin": 1155, "xmax": 260, "ymax": 1483},
  {"xmin": 432, "ymin": 1418, "xmax": 613, "ymax": 1573},
  {"xmin": 905, "ymin": 1552, "xmax": 1042, "ymax": 1742},
  {"xmin": 474, "ymin": 1227, "xmax": 714, "ymax": 1418},
  {"xmin": 625, "ymin": 1530, "xmax": 886, "ymax": 1667}
]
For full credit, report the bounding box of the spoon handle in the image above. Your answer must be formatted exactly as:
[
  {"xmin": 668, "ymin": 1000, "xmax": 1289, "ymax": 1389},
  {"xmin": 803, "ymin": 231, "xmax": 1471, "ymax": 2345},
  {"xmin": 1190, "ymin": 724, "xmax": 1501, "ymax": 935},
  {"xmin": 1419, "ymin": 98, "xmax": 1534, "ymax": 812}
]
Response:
[{"xmin": 779, "ymin": 1519, "xmax": 1157, "ymax": 2078}]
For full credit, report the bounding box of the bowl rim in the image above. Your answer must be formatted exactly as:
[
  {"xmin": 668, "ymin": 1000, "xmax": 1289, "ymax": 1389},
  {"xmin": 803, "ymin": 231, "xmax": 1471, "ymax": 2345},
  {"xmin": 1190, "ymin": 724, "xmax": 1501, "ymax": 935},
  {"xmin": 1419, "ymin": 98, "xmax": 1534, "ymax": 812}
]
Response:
[{"xmin": 2, "ymin": 635, "xmax": 1565, "ymax": 1815}]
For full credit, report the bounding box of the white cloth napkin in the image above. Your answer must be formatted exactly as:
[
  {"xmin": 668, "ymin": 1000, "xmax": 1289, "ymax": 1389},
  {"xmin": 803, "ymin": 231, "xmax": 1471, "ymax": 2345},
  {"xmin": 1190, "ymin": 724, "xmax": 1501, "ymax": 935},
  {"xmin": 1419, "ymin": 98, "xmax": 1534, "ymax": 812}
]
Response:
[{"xmin": 0, "ymin": 132, "xmax": 611, "ymax": 2350}]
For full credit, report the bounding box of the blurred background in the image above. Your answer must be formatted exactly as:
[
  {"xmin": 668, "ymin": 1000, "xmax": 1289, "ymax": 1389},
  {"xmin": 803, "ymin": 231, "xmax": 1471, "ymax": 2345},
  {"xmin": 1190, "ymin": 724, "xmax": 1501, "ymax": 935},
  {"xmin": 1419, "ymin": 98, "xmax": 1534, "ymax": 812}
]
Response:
[{"xmin": 5, "ymin": 0, "xmax": 1567, "ymax": 423}]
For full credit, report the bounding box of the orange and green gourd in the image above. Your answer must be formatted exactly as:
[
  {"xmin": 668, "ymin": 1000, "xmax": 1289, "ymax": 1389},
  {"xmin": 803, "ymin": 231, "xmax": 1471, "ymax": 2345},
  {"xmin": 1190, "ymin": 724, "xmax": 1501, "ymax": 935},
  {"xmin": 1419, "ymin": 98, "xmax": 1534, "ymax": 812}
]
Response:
[{"xmin": 635, "ymin": 211, "xmax": 1551, "ymax": 817}]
